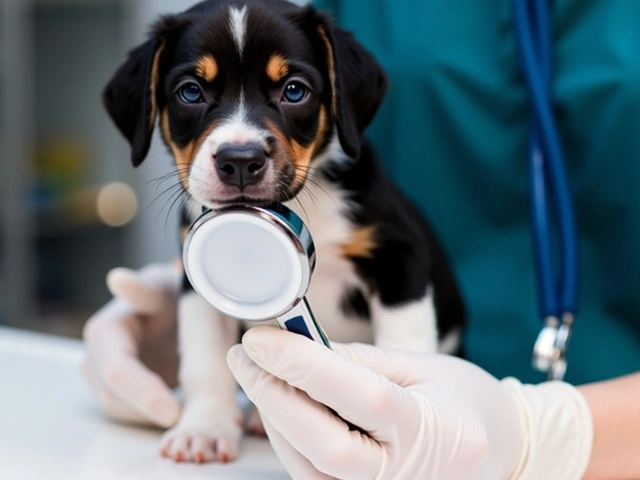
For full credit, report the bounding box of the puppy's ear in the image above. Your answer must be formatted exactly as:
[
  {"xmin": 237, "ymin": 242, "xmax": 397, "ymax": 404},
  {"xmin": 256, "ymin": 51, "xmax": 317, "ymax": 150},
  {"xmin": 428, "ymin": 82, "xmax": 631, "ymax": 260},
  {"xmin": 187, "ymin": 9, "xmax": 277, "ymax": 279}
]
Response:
[
  {"xmin": 103, "ymin": 15, "xmax": 189, "ymax": 167},
  {"xmin": 305, "ymin": 9, "xmax": 388, "ymax": 159}
]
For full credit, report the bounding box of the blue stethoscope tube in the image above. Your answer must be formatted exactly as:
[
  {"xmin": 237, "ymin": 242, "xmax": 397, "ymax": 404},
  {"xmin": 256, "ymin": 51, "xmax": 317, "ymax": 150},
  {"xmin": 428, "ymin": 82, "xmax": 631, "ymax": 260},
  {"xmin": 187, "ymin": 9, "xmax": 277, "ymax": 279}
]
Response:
[{"xmin": 512, "ymin": 0, "xmax": 579, "ymax": 380}]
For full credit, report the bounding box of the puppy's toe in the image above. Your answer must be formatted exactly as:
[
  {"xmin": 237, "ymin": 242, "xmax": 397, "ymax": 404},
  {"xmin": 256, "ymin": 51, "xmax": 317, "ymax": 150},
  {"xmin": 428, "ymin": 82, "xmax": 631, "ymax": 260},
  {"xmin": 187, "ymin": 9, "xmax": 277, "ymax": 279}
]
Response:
[
  {"xmin": 216, "ymin": 436, "xmax": 240, "ymax": 463},
  {"xmin": 161, "ymin": 433, "xmax": 192, "ymax": 463},
  {"xmin": 160, "ymin": 416, "xmax": 242, "ymax": 464},
  {"xmin": 190, "ymin": 436, "xmax": 217, "ymax": 464}
]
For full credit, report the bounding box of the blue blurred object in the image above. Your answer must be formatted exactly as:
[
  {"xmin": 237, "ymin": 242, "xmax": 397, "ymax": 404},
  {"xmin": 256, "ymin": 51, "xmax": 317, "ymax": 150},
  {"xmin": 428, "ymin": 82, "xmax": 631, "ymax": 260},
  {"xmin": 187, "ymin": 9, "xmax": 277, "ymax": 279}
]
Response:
[{"xmin": 512, "ymin": 0, "xmax": 578, "ymax": 380}]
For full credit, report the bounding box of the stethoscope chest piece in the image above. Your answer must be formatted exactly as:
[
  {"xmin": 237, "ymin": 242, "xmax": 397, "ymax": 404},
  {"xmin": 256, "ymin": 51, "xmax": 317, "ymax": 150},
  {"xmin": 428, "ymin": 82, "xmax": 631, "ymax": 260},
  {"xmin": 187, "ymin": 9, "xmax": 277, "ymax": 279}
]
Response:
[{"xmin": 183, "ymin": 204, "xmax": 330, "ymax": 347}]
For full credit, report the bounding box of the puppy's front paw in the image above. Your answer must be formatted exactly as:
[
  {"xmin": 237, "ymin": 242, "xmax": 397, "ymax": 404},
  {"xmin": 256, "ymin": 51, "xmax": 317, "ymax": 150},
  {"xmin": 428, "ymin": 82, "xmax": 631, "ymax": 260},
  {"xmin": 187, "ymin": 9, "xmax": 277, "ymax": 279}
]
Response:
[{"xmin": 160, "ymin": 404, "xmax": 242, "ymax": 464}]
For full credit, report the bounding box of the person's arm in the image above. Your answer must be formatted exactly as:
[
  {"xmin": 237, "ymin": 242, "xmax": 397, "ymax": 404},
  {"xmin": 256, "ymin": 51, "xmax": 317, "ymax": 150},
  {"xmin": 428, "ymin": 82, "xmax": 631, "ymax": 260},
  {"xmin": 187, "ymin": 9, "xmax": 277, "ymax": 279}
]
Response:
[{"xmin": 580, "ymin": 373, "xmax": 640, "ymax": 480}]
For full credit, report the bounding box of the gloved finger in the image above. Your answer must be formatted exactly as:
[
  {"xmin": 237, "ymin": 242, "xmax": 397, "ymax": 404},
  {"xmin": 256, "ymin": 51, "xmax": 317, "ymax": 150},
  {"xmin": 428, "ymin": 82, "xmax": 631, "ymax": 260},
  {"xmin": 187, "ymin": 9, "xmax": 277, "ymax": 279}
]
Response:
[
  {"xmin": 84, "ymin": 307, "xmax": 180, "ymax": 427},
  {"xmin": 81, "ymin": 356, "xmax": 151, "ymax": 425},
  {"xmin": 228, "ymin": 345, "xmax": 382, "ymax": 480},
  {"xmin": 136, "ymin": 262, "xmax": 182, "ymax": 288},
  {"xmin": 334, "ymin": 343, "xmax": 501, "ymax": 401},
  {"xmin": 331, "ymin": 342, "xmax": 434, "ymax": 386},
  {"xmin": 100, "ymin": 353, "xmax": 180, "ymax": 428},
  {"xmin": 260, "ymin": 414, "xmax": 335, "ymax": 480},
  {"xmin": 106, "ymin": 265, "xmax": 179, "ymax": 315},
  {"xmin": 240, "ymin": 327, "xmax": 418, "ymax": 438}
]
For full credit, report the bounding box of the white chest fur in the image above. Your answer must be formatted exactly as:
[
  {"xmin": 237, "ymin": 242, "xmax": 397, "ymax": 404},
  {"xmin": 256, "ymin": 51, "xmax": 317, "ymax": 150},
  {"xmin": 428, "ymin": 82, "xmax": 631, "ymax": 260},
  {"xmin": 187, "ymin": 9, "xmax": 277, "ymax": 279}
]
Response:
[{"xmin": 286, "ymin": 178, "xmax": 374, "ymax": 345}]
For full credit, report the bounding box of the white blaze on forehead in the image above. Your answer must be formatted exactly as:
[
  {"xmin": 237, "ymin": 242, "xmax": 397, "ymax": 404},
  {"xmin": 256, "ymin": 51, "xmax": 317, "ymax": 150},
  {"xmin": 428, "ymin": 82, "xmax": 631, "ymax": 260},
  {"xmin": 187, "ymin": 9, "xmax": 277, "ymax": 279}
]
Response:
[
  {"xmin": 204, "ymin": 88, "xmax": 269, "ymax": 150},
  {"xmin": 206, "ymin": 119, "xmax": 267, "ymax": 151},
  {"xmin": 233, "ymin": 87, "xmax": 247, "ymax": 125},
  {"xmin": 228, "ymin": 5, "xmax": 248, "ymax": 57},
  {"xmin": 187, "ymin": 94, "xmax": 273, "ymax": 208}
]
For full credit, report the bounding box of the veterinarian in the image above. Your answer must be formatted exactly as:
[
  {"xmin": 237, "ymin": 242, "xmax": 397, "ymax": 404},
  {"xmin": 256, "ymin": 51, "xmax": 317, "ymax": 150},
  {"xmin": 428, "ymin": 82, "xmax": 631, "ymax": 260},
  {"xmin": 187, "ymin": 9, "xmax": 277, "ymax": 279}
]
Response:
[{"xmin": 83, "ymin": 0, "xmax": 640, "ymax": 478}]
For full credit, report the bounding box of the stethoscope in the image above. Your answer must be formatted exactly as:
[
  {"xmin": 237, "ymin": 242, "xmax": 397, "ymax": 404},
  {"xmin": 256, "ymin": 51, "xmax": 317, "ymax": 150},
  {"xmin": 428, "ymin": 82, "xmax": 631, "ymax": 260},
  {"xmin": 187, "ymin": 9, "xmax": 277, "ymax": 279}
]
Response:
[
  {"xmin": 183, "ymin": 204, "xmax": 331, "ymax": 347},
  {"xmin": 513, "ymin": 0, "xmax": 578, "ymax": 381}
]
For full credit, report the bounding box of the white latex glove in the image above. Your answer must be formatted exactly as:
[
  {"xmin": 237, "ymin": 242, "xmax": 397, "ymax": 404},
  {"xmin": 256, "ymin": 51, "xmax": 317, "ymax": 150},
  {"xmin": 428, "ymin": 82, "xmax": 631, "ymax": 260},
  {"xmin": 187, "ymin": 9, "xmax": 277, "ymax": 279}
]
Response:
[
  {"xmin": 82, "ymin": 263, "xmax": 182, "ymax": 428},
  {"xmin": 227, "ymin": 327, "xmax": 593, "ymax": 480}
]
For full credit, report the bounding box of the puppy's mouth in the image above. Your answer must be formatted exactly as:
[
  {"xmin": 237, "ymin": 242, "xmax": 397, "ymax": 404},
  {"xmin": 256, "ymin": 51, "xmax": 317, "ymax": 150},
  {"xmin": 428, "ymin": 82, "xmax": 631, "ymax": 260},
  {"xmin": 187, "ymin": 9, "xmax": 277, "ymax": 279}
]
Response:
[
  {"xmin": 206, "ymin": 183, "xmax": 301, "ymax": 208},
  {"xmin": 210, "ymin": 193, "xmax": 281, "ymax": 207}
]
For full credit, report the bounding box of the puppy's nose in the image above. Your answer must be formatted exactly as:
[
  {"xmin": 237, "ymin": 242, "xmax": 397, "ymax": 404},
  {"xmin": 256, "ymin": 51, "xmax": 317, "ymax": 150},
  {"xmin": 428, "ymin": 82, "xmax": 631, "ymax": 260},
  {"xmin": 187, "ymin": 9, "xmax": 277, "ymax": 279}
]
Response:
[{"xmin": 215, "ymin": 143, "xmax": 267, "ymax": 189}]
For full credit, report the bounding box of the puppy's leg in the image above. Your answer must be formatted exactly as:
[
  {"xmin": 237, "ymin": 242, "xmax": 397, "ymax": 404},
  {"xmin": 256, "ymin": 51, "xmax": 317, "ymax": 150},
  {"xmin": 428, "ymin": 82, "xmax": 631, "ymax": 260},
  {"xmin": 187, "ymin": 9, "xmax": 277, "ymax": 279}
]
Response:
[
  {"xmin": 161, "ymin": 291, "xmax": 242, "ymax": 464},
  {"xmin": 371, "ymin": 288, "xmax": 439, "ymax": 354}
]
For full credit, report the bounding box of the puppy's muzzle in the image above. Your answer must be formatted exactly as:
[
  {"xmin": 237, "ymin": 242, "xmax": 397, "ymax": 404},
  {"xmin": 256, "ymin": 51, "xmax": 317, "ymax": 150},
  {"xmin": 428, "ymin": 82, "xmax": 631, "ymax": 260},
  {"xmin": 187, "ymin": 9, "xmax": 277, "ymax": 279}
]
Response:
[{"xmin": 215, "ymin": 142, "xmax": 267, "ymax": 190}]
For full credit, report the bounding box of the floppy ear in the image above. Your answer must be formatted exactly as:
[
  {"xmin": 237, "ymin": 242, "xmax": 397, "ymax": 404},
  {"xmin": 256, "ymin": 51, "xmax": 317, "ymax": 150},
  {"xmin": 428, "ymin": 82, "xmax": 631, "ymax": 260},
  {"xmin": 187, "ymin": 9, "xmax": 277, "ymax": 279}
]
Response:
[
  {"xmin": 102, "ymin": 15, "xmax": 188, "ymax": 167},
  {"xmin": 311, "ymin": 11, "xmax": 388, "ymax": 159}
]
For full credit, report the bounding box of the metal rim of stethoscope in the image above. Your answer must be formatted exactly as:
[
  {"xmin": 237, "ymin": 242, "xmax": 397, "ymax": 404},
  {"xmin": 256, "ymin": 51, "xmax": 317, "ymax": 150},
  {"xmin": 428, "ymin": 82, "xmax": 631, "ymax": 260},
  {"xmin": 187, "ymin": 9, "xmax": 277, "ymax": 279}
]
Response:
[
  {"xmin": 183, "ymin": 204, "xmax": 316, "ymax": 321},
  {"xmin": 513, "ymin": 0, "xmax": 578, "ymax": 381}
]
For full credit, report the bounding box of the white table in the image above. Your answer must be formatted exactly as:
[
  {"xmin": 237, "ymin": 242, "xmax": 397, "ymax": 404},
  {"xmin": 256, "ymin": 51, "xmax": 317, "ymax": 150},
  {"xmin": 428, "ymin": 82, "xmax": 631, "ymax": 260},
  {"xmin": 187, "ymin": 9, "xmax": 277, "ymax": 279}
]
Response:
[{"xmin": 0, "ymin": 327, "xmax": 289, "ymax": 480}]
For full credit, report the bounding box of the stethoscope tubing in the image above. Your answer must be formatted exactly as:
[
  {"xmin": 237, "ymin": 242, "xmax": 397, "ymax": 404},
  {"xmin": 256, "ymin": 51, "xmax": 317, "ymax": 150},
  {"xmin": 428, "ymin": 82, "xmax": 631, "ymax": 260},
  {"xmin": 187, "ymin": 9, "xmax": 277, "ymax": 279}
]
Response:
[
  {"xmin": 513, "ymin": 0, "xmax": 579, "ymax": 319},
  {"xmin": 527, "ymin": 0, "xmax": 556, "ymax": 318}
]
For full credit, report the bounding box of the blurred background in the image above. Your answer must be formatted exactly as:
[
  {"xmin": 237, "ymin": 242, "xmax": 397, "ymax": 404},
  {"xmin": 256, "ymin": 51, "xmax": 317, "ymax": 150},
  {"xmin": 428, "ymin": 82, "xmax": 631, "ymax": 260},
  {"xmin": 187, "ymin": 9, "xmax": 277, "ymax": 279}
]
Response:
[{"xmin": 0, "ymin": 0, "xmax": 241, "ymax": 337}]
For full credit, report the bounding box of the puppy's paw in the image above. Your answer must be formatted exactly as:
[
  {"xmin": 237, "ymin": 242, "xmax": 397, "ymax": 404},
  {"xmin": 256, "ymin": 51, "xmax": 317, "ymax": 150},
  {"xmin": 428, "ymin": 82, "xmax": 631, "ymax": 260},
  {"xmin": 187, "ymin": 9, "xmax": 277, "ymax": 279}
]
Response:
[
  {"xmin": 245, "ymin": 406, "xmax": 267, "ymax": 437},
  {"xmin": 160, "ymin": 405, "xmax": 242, "ymax": 464}
]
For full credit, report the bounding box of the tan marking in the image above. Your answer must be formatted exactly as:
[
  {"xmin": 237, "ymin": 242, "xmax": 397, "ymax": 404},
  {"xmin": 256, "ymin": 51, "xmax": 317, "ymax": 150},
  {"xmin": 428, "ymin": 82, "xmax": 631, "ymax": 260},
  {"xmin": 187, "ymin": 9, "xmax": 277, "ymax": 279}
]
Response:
[
  {"xmin": 266, "ymin": 54, "xmax": 289, "ymax": 82},
  {"xmin": 312, "ymin": 105, "xmax": 330, "ymax": 157},
  {"xmin": 341, "ymin": 226, "xmax": 377, "ymax": 259},
  {"xmin": 317, "ymin": 26, "xmax": 337, "ymax": 116},
  {"xmin": 291, "ymin": 139, "xmax": 315, "ymax": 189},
  {"xmin": 160, "ymin": 108, "xmax": 218, "ymax": 190},
  {"xmin": 266, "ymin": 121, "xmax": 316, "ymax": 190},
  {"xmin": 266, "ymin": 106, "xmax": 330, "ymax": 189},
  {"xmin": 149, "ymin": 39, "xmax": 167, "ymax": 130},
  {"xmin": 195, "ymin": 55, "xmax": 218, "ymax": 82},
  {"xmin": 160, "ymin": 108, "xmax": 171, "ymax": 143},
  {"xmin": 160, "ymin": 109, "xmax": 195, "ymax": 189}
]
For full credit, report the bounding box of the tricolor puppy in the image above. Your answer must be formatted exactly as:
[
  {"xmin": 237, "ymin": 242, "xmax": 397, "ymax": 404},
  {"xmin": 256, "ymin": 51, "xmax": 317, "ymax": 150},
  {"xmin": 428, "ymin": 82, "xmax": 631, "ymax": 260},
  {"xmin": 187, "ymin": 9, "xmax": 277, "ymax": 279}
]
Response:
[{"xmin": 104, "ymin": 0, "xmax": 465, "ymax": 464}]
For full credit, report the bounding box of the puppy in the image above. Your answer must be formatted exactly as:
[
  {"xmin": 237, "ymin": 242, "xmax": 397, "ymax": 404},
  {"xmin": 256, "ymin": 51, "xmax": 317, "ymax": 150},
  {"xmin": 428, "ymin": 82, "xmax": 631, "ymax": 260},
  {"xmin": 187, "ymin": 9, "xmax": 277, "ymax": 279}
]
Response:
[{"xmin": 103, "ymin": 0, "xmax": 465, "ymax": 464}]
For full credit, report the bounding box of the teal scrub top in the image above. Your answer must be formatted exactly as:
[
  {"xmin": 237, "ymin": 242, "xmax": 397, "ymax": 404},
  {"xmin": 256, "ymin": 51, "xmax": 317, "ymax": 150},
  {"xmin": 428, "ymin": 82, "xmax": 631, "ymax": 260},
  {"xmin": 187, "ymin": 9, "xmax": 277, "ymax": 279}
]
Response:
[{"xmin": 314, "ymin": 0, "xmax": 640, "ymax": 385}]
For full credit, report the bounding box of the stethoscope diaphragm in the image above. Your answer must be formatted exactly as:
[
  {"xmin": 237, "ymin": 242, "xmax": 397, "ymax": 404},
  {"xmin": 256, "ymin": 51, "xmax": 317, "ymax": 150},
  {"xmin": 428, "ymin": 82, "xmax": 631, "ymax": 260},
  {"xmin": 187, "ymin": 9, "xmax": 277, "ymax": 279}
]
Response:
[{"xmin": 183, "ymin": 204, "xmax": 330, "ymax": 346}]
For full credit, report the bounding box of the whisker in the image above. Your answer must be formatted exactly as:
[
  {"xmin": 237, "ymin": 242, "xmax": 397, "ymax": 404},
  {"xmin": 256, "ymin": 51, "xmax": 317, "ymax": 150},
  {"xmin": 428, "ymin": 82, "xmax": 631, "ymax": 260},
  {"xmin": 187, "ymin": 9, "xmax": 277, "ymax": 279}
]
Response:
[
  {"xmin": 154, "ymin": 186, "xmax": 185, "ymax": 227},
  {"xmin": 147, "ymin": 169, "xmax": 191, "ymax": 189},
  {"xmin": 163, "ymin": 189, "xmax": 188, "ymax": 234},
  {"xmin": 302, "ymin": 185, "xmax": 321, "ymax": 206},
  {"xmin": 148, "ymin": 182, "xmax": 184, "ymax": 208},
  {"xmin": 302, "ymin": 179, "xmax": 332, "ymax": 205},
  {"xmin": 293, "ymin": 196, "xmax": 310, "ymax": 221},
  {"xmin": 166, "ymin": 192, "xmax": 191, "ymax": 235},
  {"xmin": 293, "ymin": 165, "xmax": 334, "ymax": 202}
]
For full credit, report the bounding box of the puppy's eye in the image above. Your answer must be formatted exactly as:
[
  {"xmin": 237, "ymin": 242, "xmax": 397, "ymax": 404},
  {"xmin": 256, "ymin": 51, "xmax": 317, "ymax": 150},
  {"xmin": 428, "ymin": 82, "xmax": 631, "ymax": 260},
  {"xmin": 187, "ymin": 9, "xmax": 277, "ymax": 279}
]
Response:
[
  {"xmin": 179, "ymin": 83, "xmax": 203, "ymax": 104},
  {"xmin": 282, "ymin": 81, "xmax": 307, "ymax": 103}
]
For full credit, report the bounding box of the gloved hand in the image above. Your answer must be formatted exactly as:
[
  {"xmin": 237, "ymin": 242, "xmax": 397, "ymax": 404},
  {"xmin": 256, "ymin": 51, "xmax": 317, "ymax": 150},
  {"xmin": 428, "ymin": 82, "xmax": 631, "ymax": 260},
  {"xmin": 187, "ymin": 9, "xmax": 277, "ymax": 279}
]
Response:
[
  {"xmin": 228, "ymin": 327, "xmax": 593, "ymax": 480},
  {"xmin": 82, "ymin": 263, "xmax": 182, "ymax": 428}
]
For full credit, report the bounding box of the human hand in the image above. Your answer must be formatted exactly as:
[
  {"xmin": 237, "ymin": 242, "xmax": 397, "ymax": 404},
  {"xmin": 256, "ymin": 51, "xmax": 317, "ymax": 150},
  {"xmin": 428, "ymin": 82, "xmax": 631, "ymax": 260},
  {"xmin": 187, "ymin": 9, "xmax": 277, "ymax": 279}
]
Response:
[
  {"xmin": 228, "ymin": 327, "xmax": 593, "ymax": 480},
  {"xmin": 82, "ymin": 262, "xmax": 182, "ymax": 428},
  {"xmin": 227, "ymin": 326, "xmax": 521, "ymax": 479}
]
